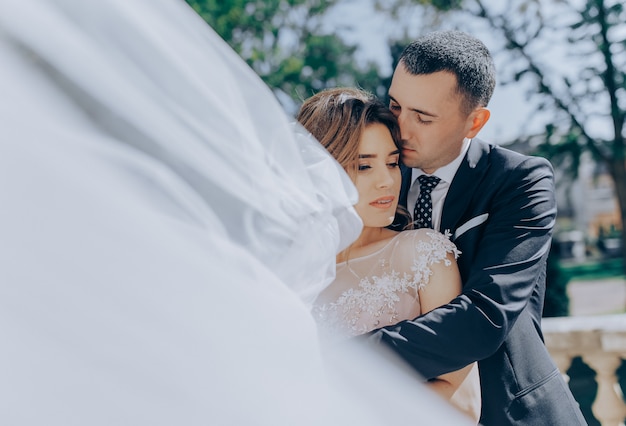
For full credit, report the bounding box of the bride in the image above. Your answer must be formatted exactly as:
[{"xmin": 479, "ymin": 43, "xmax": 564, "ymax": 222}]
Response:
[{"xmin": 297, "ymin": 87, "xmax": 481, "ymax": 422}]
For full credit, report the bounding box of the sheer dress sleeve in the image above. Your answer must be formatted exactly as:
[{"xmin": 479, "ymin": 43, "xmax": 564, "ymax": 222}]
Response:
[{"xmin": 313, "ymin": 229, "xmax": 460, "ymax": 338}]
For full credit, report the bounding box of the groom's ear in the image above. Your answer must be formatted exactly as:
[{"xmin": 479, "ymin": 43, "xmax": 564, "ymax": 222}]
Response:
[{"xmin": 464, "ymin": 107, "xmax": 490, "ymax": 139}]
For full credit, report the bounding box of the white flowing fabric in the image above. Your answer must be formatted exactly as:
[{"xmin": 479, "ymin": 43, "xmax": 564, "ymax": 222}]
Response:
[{"xmin": 0, "ymin": 0, "xmax": 472, "ymax": 425}]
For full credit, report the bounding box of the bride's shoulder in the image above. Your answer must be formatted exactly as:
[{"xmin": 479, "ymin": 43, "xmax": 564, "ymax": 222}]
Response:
[{"xmin": 393, "ymin": 229, "xmax": 461, "ymax": 259}]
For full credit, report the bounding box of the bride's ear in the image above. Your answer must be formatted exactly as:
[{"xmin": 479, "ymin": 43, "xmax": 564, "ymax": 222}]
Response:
[{"xmin": 464, "ymin": 107, "xmax": 490, "ymax": 139}]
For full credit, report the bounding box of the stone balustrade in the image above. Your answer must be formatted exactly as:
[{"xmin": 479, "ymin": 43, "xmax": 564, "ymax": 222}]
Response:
[{"xmin": 543, "ymin": 314, "xmax": 626, "ymax": 426}]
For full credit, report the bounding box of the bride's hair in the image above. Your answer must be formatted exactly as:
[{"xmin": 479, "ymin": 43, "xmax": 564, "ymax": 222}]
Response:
[
  {"xmin": 296, "ymin": 87, "xmax": 412, "ymax": 230},
  {"xmin": 296, "ymin": 87, "xmax": 400, "ymax": 178}
]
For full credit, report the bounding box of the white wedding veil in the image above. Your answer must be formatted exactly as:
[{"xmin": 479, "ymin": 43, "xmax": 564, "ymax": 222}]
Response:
[
  {"xmin": 0, "ymin": 0, "xmax": 361, "ymax": 306},
  {"xmin": 0, "ymin": 0, "xmax": 471, "ymax": 424}
]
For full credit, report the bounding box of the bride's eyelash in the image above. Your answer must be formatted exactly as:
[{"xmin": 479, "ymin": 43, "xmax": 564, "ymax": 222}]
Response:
[{"xmin": 417, "ymin": 115, "xmax": 433, "ymax": 124}]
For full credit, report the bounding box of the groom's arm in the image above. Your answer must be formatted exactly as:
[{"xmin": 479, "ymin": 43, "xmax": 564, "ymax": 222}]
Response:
[{"xmin": 369, "ymin": 156, "xmax": 556, "ymax": 380}]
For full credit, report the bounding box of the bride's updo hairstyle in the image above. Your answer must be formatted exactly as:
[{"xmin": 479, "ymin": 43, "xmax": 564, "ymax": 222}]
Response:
[
  {"xmin": 296, "ymin": 87, "xmax": 401, "ymax": 178},
  {"xmin": 296, "ymin": 87, "xmax": 411, "ymax": 230}
]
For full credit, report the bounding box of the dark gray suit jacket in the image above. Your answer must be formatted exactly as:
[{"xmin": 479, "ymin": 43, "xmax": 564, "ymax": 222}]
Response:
[{"xmin": 377, "ymin": 138, "xmax": 586, "ymax": 425}]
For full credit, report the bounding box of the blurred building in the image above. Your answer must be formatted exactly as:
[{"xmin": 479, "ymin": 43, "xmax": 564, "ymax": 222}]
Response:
[
  {"xmin": 502, "ymin": 141, "xmax": 622, "ymax": 262},
  {"xmin": 571, "ymin": 158, "xmax": 622, "ymax": 259}
]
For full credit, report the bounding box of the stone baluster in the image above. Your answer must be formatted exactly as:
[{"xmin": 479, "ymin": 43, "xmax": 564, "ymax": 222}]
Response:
[
  {"xmin": 543, "ymin": 314, "xmax": 626, "ymax": 426},
  {"xmin": 583, "ymin": 353, "xmax": 626, "ymax": 426}
]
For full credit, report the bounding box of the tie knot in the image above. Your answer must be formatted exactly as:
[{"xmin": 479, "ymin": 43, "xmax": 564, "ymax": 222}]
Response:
[{"xmin": 418, "ymin": 175, "xmax": 440, "ymax": 193}]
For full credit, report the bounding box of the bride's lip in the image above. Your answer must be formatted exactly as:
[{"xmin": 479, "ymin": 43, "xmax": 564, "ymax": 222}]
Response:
[{"xmin": 370, "ymin": 196, "xmax": 395, "ymax": 208}]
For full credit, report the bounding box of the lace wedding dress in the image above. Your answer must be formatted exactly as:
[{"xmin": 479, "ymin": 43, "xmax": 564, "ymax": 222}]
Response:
[{"xmin": 313, "ymin": 229, "xmax": 460, "ymax": 338}]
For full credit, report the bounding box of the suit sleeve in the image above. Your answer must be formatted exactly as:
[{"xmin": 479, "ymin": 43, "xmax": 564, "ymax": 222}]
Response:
[{"xmin": 370, "ymin": 156, "xmax": 557, "ymax": 379}]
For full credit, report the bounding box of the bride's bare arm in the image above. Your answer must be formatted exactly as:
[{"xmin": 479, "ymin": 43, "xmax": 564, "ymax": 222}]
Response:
[
  {"xmin": 418, "ymin": 251, "xmax": 481, "ymax": 423},
  {"xmin": 427, "ymin": 363, "xmax": 480, "ymax": 422}
]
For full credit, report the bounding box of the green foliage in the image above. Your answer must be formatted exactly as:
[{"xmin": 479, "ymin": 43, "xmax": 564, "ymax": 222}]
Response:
[
  {"xmin": 186, "ymin": 0, "xmax": 308, "ymax": 45},
  {"xmin": 534, "ymin": 128, "xmax": 583, "ymax": 181},
  {"xmin": 185, "ymin": 0, "xmax": 458, "ymax": 107},
  {"xmin": 185, "ymin": 0, "xmax": 388, "ymax": 105},
  {"xmin": 543, "ymin": 249, "xmax": 570, "ymax": 317},
  {"xmin": 560, "ymin": 258, "xmax": 625, "ymax": 281},
  {"xmin": 374, "ymin": 0, "xmax": 462, "ymax": 13}
]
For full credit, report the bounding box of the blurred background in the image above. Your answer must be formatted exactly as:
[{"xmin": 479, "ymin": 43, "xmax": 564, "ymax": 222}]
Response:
[{"xmin": 186, "ymin": 0, "xmax": 625, "ymax": 423}]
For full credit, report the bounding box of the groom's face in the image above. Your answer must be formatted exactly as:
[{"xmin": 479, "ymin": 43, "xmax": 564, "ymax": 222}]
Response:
[{"xmin": 388, "ymin": 65, "xmax": 475, "ymax": 173}]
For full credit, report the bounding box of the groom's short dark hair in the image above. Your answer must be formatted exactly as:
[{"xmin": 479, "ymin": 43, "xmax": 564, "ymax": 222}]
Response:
[{"xmin": 399, "ymin": 30, "xmax": 496, "ymax": 116}]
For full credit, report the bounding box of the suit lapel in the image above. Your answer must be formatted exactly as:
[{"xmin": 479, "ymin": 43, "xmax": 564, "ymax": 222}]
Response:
[{"xmin": 440, "ymin": 139, "xmax": 491, "ymax": 233}]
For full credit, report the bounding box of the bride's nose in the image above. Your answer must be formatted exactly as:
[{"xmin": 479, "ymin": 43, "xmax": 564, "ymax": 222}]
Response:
[{"xmin": 376, "ymin": 167, "xmax": 395, "ymax": 189}]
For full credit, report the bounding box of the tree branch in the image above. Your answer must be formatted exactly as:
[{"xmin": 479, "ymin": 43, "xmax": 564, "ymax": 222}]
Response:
[{"xmin": 473, "ymin": 0, "xmax": 608, "ymax": 163}]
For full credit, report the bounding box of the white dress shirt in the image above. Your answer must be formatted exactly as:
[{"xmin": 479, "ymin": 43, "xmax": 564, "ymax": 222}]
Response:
[{"xmin": 407, "ymin": 138, "xmax": 472, "ymax": 230}]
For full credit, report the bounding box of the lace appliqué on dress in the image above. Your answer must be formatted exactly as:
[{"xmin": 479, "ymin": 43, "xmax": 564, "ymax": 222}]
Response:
[{"xmin": 312, "ymin": 230, "xmax": 459, "ymax": 337}]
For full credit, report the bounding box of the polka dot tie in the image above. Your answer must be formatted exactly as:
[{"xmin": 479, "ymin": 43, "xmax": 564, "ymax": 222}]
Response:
[{"xmin": 413, "ymin": 175, "xmax": 440, "ymax": 229}]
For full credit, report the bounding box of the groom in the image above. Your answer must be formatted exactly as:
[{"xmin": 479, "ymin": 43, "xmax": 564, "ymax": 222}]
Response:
[{"xmin": 374, "ymin": 31, "xmax": 586, "ymax": 425}]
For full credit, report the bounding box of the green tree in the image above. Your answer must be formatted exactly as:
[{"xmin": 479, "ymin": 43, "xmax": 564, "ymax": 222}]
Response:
[
  {"xmin": 185, "ymin": 0, "xmax": 387, "ymax": 107},
  {"xmin": 466, "ymin": 0, "xmax": 626, "ymax": 273},
  {"xmin": 543, "ymin": 245, "xmax": 571, "ymax": 317}
]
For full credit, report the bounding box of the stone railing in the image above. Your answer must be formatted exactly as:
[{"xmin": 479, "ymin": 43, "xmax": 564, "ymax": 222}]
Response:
[{"xmin": 543, "ymin": 314, "xmax": 626, "ymax": 426}]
